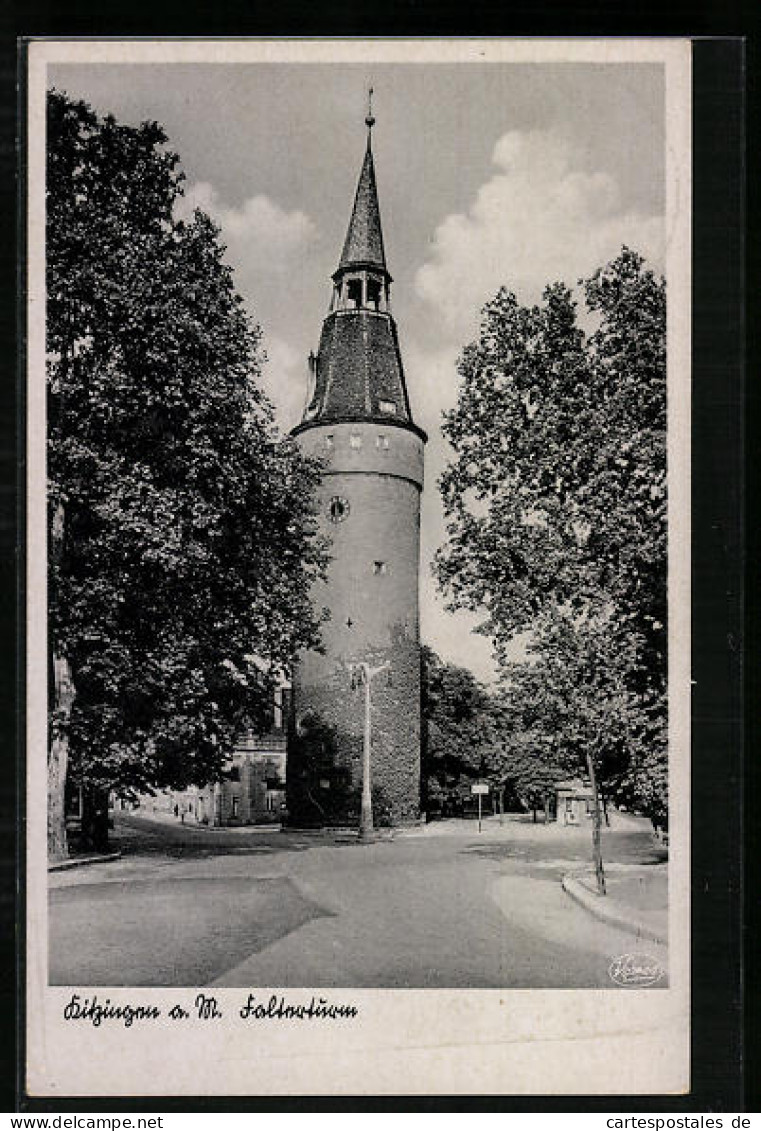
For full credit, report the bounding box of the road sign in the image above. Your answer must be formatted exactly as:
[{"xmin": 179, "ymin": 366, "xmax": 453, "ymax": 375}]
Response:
[{"xmin": 471, "ymin": 783, "xmax": 489, "ymax": 832}]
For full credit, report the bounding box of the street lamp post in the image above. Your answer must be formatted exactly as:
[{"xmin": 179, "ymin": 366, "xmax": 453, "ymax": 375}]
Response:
[{"xmin": 350, "ymin": 659, "xmax": 390, "ymax": 841}]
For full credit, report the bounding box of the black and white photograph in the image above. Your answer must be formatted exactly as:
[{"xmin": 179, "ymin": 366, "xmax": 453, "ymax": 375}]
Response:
[{"xmin": 26, "ymin": 38, "xmax": 691, "ymax": 1097}]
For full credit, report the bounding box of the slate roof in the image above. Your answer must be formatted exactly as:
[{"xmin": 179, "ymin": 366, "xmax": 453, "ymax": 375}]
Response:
[
  {"xmin": 304, "ymin": 311, "xmax": 412, "ymax": 424},
  {"xmin": 295, "ymin": 131, "xmax": 425, "ymax": 438},
  {"xmin": 337, "ymin": 142, "xmax": 387, "ymax": 275}
]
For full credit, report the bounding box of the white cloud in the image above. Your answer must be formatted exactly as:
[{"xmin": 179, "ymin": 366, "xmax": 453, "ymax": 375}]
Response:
[
  {"xmin": 177, "ymin": 181, "xmax": 317, "ymax": 261},
  {"xmin": 415, "ymin": 129, "xmax": 664, "ymax": 340},
  {"xmin": 259, "ymin": 336, "xmax": 306, "ymax": 432},
  {"xmin": 174, "ymin": 182, "xmax": 319, "ymax": 436}
]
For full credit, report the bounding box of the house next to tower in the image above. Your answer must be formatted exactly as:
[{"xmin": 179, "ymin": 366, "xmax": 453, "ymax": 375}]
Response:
[{"xmin": 287, "ymin": 103, "xmax": 427, "ymax": 828}]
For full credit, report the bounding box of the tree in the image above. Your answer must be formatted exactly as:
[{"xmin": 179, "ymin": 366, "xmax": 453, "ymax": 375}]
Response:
[
  {"xmin": 47, "ymin": 91, "xmax": 328, "ymax": 857},
  {"xmin": 420, "ymin": 645, "xmax": 497, "ymax": 813},
  {"xmin": 486, "ymin": 698, "xmax": 563, "ymax": 823},
  {"xmin": 436, "ymin": 249, "xmax": 667, "ymax": 831}
]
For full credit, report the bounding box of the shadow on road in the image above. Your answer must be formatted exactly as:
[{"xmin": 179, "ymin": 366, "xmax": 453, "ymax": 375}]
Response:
[
  {"xmin": 462, "ymin": 829, "xmax": 667, "ymax": 869},
  {"xmin": 112, "ymin": 815, "xmax": 318, "ymax": 860},
  {"xmin": 50, "ymin": 875, "xmax": 335, "ymax": 986}
]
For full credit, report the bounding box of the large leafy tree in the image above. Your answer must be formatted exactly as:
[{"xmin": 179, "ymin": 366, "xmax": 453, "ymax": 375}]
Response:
[
  {"xmin": 486, "ymin": 696, "xmax": 564, "ymax": 822},
  {"xmin": 420, "ymin": 645, "xmax": 498, "ymax": 811},
  {"xmin": 47, "ymin": 91, "xmax": 327, "ymax": 856},
  {"xmin": 435, "ymin": 249, "xmax": 667, "ymax": 829}
]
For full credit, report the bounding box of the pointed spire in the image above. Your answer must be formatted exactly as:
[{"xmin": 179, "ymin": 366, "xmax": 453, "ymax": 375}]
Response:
[
  {"xmin": 294, "ymin": 94, "xmax": 426, "ymax": 441},
  {"xmin": 336, "ymin": 90, "xmax": 387, "ymax": 275}
]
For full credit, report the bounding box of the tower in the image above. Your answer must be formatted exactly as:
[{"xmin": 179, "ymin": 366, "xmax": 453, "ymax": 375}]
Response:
[{"xmin": 288, "ymin": 99, "xmax": 427, "ymax": 828}]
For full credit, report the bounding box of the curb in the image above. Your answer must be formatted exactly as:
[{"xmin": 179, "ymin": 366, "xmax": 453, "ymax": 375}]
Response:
[
  {"xmin": 561, "ymin": 870, "xmax": 668, "ymax": 946},
  {"xmin": 49, "ymin": 851, "xmax": 122, "ymax": 872}
]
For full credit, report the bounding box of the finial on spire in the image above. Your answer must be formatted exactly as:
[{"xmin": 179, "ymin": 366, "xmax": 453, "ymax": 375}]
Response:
[{"xmin": 365, "ymin": 86, "xmax": 375, "ymax": 131}]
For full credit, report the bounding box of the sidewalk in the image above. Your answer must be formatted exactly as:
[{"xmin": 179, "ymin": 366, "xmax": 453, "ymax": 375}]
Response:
[{"xmin": 562, "ymin": 862, "xmax": 668, "ymax": 945}]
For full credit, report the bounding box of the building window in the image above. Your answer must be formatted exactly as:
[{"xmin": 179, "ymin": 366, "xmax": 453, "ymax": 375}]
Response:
[
  {"xmin": 325, "ymin": 434, "xmax": 334, "ymax": 449},
  {"xmin": 366, "ymin": 278, "xmax": 381, "ymax": 310},
  {"xmin": 329, "ymin": 496, "xmax": 350, "ymax": 523},
  {"xmin": 376, "ymin": 434, "xmax": 389, "ymax": 449},
  {"xmin": 379, "ymin": 400, "xmax": 397, "ymax": 415},
  {"xmin": 349, "ymin": 433, "xmax": 362, "ymax": 449},
  {"xmin": 232, "ymin": 796, "xmax": 239, "ymax": 818},
  {"xmin": 373, "ymin": 561, "xmax": 388, "ymax": 575},
  {"xmin": 347, "ymin": 279, "xmax": 362, "ymax": 308}
]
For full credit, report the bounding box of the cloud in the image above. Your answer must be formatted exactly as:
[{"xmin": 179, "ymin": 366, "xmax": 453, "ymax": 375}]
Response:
[
  {"xmin": 175, "ymin": 182, "xmax": 320, "ymax": 432},
  {"xmin": 259, "ymin": 336, "xmax": 306, "ymax": 432},
  {"xmin": 177, "ymin": 181, "xmax": 317, "ymax": 263},
  {"xmin": 415, "ymin": 129, "xmax": 665, "ymax": 340}
]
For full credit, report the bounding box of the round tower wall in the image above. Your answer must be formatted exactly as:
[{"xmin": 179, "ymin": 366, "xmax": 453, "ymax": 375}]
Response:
[{"xmin": 289, "ymin": 421, "xmax": 424, "ymax": 827}]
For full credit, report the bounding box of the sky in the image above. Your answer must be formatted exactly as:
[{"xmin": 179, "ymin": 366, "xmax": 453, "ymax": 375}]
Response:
[{"xmin": 50, "ymin": 60, "xmax": 666, "ymax": 683}]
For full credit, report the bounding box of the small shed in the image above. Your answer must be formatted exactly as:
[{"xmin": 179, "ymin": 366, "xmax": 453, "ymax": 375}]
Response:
[{"xmin": 555, "ymin": 778, "xmax": 595, "ymax": 825}]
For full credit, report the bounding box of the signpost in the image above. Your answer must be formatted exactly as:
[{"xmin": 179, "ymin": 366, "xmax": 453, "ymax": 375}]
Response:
[{"xmin": 471, "ymin": 782, "xmax": 489, "ymax": 833}]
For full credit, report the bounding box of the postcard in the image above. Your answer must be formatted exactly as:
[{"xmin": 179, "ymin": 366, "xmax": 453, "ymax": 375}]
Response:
[{"xmin": 26, "ymin": 37, "xmax": 691, "ymax": 1097}]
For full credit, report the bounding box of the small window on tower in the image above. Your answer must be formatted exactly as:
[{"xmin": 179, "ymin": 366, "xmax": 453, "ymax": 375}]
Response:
[
  {"xmin": 373, "ymin": 561, "xmax": 388, "ymax": 575},
  {"xmin": 379, "ymin": 400, "xmax": 397, "ymax": 415},
  {"xmin": 325, "ymin": 434, "xmax": 334, "ymax": 449},
  {"xmin": 347, "ymin": 279, "xmax": 362, "ymax": 308},
  {"xmin": 366, "ymin": 278, "xmax": 381, "ymax": 310},
  {"xmin": 350, "ymin": 433, "xmax": 362, "ymax": 449},
  {"xmin": 377, "ymin": 434, "xmax": 389, "ymax": 449}
]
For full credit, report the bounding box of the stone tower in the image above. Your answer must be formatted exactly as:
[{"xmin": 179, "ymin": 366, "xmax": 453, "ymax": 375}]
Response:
[{"xmin": 288, "ymin": 104, "xmax": 427, "ymax": 828}]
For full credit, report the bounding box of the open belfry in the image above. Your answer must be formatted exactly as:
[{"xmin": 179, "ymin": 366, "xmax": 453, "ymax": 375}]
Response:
[{"xmin": 288, "ymin": 96, "xmax": 427, "ymax": 827}]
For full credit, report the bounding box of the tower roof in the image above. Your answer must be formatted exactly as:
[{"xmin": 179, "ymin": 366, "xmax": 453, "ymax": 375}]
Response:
[
  {"xmin": 294, "ymin": 102, "xmax": 425, "ymax": 443},
  {"xmin": 336, "ymin": 140, "xmax": 387, "ymax": 276}
]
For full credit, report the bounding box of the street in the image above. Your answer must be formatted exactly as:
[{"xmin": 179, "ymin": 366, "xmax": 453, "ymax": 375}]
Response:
[{"xmin": 49, "ymin": 812, "xmax": 668, "ymax": 989}]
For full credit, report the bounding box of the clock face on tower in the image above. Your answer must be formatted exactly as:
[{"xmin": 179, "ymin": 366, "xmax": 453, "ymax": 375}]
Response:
[{"xmin": 328, "ymin": 495, "xmax": 350, "ymax": 523}]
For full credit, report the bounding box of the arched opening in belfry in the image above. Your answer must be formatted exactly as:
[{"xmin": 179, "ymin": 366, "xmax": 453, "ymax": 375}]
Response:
[
  {"xmin": 347, "ymin": 279, "xmax": 362, "ymax": 308},
  {"xmin": 366, "ymin": 278, "xmax": 382, "ymax": 310}
]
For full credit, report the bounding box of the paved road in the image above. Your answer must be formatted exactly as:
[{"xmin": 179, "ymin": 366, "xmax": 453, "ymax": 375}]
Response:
[{"xmin": 49, "ymin": 813, "xmax": 668, "ymax": 989}]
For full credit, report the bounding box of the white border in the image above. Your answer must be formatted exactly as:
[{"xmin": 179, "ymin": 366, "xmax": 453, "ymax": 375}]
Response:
[{"xmin": 26, "ymin": 37, "xmax": 691, "ymax": 1098}]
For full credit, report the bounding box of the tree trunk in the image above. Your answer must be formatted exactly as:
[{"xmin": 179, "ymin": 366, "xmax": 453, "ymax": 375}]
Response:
[
  {"xmin": 601, "ymin": 789, "xmax": 610, "ymax": 827},
  {"xmin": 532, "ymin": 806, "xmax": 537, "ymax": 824},
  {"xmin": 585, "ymin": 752, "xmax": 606, "ymax": 895},
  {"xmin": 498, "ymin": 787, "xmax": 504, "ymax": 826},
  {"xmin": 543, "ymin": 792, "xmax": 551, "ymax": 824},
  {"xmin": 48, "ymin": 654, "xmax": 74, "ymax": 861}
]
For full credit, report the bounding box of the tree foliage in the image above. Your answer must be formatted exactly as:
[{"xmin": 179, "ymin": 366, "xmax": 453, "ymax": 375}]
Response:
[
  {"xmin": 47, "ymin": 90, "xmax": 328, "ymax": 799},
  {"xmin": 436, "ymin": 249, "xmax": 667, "ymax": 824},
  {"xmin": 420, "ymin": 645, "xmax": 497, "ymax": 805}
]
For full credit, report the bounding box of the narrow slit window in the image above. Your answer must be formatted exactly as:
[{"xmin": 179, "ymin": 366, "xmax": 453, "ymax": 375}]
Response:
[
  {"xmin": 377, "ymin": 434, "xmax": 389, "ymax": 449},
  {"xmin": 373, "ymin": 561, "xmax": 388, "ymax": 575},
  {"xmin": 325, "ymin": 434, "xmax": 334, "ymax": 449},
  {"xmin": 350, "ymin": 433, "xmax": 362, "ymax": 449}
]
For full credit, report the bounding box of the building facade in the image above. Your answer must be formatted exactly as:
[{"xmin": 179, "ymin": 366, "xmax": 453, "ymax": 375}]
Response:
[
  {"xmin": 287, "ymin": 110, "xmax": 426, "ymax": 827},
  {"xmin": 133, "ymin": 688, "xmax": 289, "ymax": 827}
]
